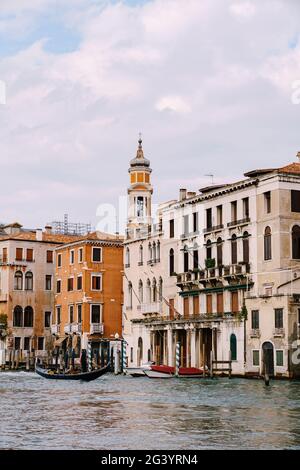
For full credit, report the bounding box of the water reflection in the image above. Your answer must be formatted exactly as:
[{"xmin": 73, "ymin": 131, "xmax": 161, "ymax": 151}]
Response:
[{"xmin": 1, "ymin": 373, "xmax": 300, "ymax": 449}]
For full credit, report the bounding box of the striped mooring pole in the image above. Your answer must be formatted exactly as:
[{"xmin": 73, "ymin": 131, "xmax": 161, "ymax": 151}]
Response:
[
  {"xmin": 175, "ymin": 342, "xmax": 180, "ymax": 377},
  {"xmin": 122, "ymin": 341, "xmax": 127, "ymax": 374},
  {"xmin": 87, "ymin": 342, "xmax": 92, "ymax": 372}
]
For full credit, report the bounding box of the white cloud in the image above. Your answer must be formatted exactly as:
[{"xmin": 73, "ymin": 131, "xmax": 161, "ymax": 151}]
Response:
[
  {"xmin": 0, "ymin": 0, "xmax": 300, "ymax": 228},
  {"xmin": 155, "ymin": 95, "xmax": 191, "ymax": 114}
]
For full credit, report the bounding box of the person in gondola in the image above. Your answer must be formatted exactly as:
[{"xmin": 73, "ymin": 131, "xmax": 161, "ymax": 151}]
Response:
[
  {"xmin": 71, "ymin": 332, "xmax": 80, "ymax": 370},
  {"xmin": 64, "ymin": 334, "xmax": 72, "ymax": 371}
]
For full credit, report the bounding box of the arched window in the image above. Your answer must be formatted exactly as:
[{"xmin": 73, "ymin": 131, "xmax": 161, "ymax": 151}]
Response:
[
  {"xmin": 159, "ymin": 277, "xmax": 163, "ymax": 301},
  {"xmin": 139, "ymin": 245, "xmax": 143, "ymax": 265},
  {"xmin": 25, "ymin": 271, "xmax": 33, "ymax": 291},
  {"xmin": 125, "ymin": 247, "xmax": 130, "ymax": 267},
  {"xmin": 138, "ymin": 279, "xmax": 143, "ymax": 303},
  {"xmin": 243, "ymin": 232, "xmax": 250, "ymax": 264},
  {"xmin": 14, "ymin": 271, "xmax": 23, "ymax": 290},
  {"xmin": 206, "ymin": 239, "xmax": 212, "ymax": 260},
  {"xmin": 292, "ymin": 225, "xmax": 300, "ymax": 259},
  {"xmin": 146, "ymin": 279, "xmax": 151, "ymax": 303},
  {"xmin": 148, "ymin": 243, "xmax": 152, "ymax": 262},
  {"xmin": 217, "ymin": 238, "xmax": 223, "ymax": 266},
  {"xmin": 152, "ymin": 242, "xmax": 156, "ymax": 262},
  {"xmin": 156, "ymin": 241, "xmax": 160, "ymax": 262},
  {"xmin": 230, "ymin": 333, "xmax": 237, "ymax": 361},
  {"xmin": 183, "ymin": 245, "xmax": 189, "ymax": 272},
  {"xmin": 128, "ymin": 282, "xmax": 133, "ymax": 308},
  {"xmin": 152, "ymin": 278, "xmax": 157, "ymax": 302},
  {"xmin": 13, "ymin": 305, "xmax": 23, "ymax": 327},
  {"xmin": 24, "ymin": 306, "xmax": 34, "ymax": 327},
  {"xmin": 169, "ymin": 249, "xmax": 174, "ymax": 276},
  {"xmin": 231, "ymin": 234, "xmax": 237, "ymax": 265},
  {"xmin": 264, "ymin": 226, "xmax": 272, "ymax": 260}
]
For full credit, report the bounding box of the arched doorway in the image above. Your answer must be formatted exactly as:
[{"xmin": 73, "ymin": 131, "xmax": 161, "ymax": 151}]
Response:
[
  {"xmin": 137, "ymin": 337, "xmax": 143, "ymax": 366},
  {"xmin": 262, "ymin": 342, "xmax": 274, "ymax": 377}
]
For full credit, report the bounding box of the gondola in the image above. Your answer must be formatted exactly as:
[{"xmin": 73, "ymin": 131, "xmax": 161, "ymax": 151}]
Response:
[{"xmin": 35, "ymin": 363, "xmax": 111, "ymax": 381}]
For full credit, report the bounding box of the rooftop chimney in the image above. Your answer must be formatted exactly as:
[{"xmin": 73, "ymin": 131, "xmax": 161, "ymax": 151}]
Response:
[
  {"xmin": 45, "ymin": 225, "xmax": 52, "ymax": 234},
  {"xmin": 179, "ymin": 188, "xmax": 187, "ymax": 201},
  {"xmin": 297, "ymin": 151, "xmax": 300, "ymax": 162},
  {"xmin": 187, "ymin": 191, "xmax": 196, "ymax": 198},
  {"xmin": 36, "ymin": 229, "xmax": 43, "ymax": 241}
]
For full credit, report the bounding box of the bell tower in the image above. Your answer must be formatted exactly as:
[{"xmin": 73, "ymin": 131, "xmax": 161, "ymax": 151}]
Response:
[{"xmin": 127, "ymin": 135, "xmax": 153, "ymax": 233}]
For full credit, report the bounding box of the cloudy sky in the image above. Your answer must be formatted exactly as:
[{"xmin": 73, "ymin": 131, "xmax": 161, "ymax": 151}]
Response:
[{"xmin": 0, "ymin": 0, "xmax": 300, "ymax": 230}]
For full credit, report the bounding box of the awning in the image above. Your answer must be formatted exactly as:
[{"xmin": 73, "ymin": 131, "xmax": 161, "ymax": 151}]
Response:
[{"xmin": 54, "ymin": 336, "xmax": 67, "ymax": 347}]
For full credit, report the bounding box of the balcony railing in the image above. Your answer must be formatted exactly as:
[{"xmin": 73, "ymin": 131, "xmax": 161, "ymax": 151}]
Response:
[
  {"xmin": 90, "ymin": 323, "xmax": 104, "ymax": 334},
  {"xmin": 176, "ymin": 263, "xmax": 251, "ymax": 286},
  {"xmin": 203, "ymin": 224, "xmax": 224, "ymax": 234},
  {"xmin": 141, "ymin": 302, "xmax": 163, "ymax": 315},
  {"xmin": 51, "ymin": 324, "xmax": 60, "ymax": 334},
  {"xmin": 249, "ymin": 328, "xmax": 261, "ymax": 338},
  {"xmin": 71, "ymin": 323, "xmax": 82, "ymax": 333},
  {"xmin": 64, "ymin": 324, "xmax": 71, "ymax": 333},
  {"xmin": 273, "ymin": 328, "xmax": 285, "ymax": 338},
  {"xmin": 227, "ymin": 217, "xmax": 250, "ymax": 228}
]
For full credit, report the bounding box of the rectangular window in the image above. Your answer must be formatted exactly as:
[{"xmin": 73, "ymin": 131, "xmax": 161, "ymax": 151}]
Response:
[
  {"xmin": 276, "ymin": 350, "xmax": 284, "ymax": 367},
  {"xmin": 193, "ymin": 296, "xmax": 200, "ymax": 315},
  {"xmin": 183, "ymin": 297, "xmax": 189, "ymax": 318},
  {"xmin": 251, "ymin": 310, "xmax": 259, "ymax": 329},
  {"xmin": 56, "ymin": 306, "xmax": 61, "ymax": 325},
  {"xmin": 78, "ymin": 248, "xmax": 83, "ymax": 263},
  {"xmin": 169, "ymin": 298, "xmax": 175, "ymax": 319},
  {"xmin": 193, "ymin": 212, "xmax": 198, "ymax": 233},
  {"xmin": 70, "ymin": 250, "xmax": 75, "ymax": 265},
  {"xmin": 77, "ymin": 275, "xmax": 82, "ymax": 290},
  {"xmin": 130, "ymin": 347, "xmax": 133, "ymax": 363},
  {"xmin": 67, "ymin": 277, "xmax": 74, "ymax": 292},
  {"xmin": 69, "ymin": 305, "xmax": 74, "ymax": 324},
  {"xmin": 183, "ymin": 215, "xmax": 189, "ymax": 236},
  {"xmin": 243, "ymin": 197, "xmax": 249, "ymax": 218},
  {"xmin": 46, "ymin": 250, "xmax": 53, "ymax": 263},
  {"xmin": 56, "ymin": 279, "xmax": 61, "ymax": 294},
  {"xmin": 206, "ymin": 294, "xmax": 213, "ymax": 314},
  {"xmin": 275, "ymin": 308, "xmax": 283, "ymax": 329},
  {"xmin": 26, "ymin": 249, "xmax": 33, "ymax": 262},
  {"xmin": 91, "ymin": 304, "xmax": 101, "ymax": 324},
  {"xmin": 14, "ymin": 337, "xmax": 21, "ymax": 350},
  {"xmin": 45, "ymin": 275, "xmax": 52, "ymax": 291},
  {"xmin": 91, "ymin": 274, "xmax": 102, "ymax": 291},
  {"xmin": 264, "ymin": 191, "xmax": 271, "ymax": 213},
  {"xmin": 37, "ymin": 337, "xmax": 44, "ymax": 351},
  {"xmin": 291, "ymin": 190, "xmax": 300, "ymax": 213},
  {"xmin": 252, "ymin": 350, "xmax": 260, "ymax": 366},
  {"xmin": 57, "ymin": 253, "xmax": 62, "ymax": 268},
  {"xmin": 44, "ymin": 311, "xmax": 51, "ymax": 328},
  {"xmin": 16, "ymin": 248, "xmax": 23, "ymax": 261},
  {"xmin": 2, "ymin": 248, "xmax": 7, "ymax": 263},
  {"xmin": 217, "ymin": 293, "xmax": 224, "ymax": 314},
  {"xmin": 169, "ymin": 219, "xmax": 175, "ymax": 238},
  {"xmin": 193, "ymin": 249, "xmax": 198, "ymax": 269},
  {"xmin": 92, "ymin": 247, "xmax": 102, "ymax": 262},
  {"xmin": 24, "ymin": 337, "xmax": 30, "ymax": 351},
  {"xmin": 77, "ymin": 304, "xmax": 82, "ymax": 324},
  {"xmin": 231, "ymin": 201, "xmax": 237, "ymax": 222},
  {"xmin": 217, "ymin": 205, "xmax": 223, "ymax": 225},
  {"xmin": 206, "ymin": 208, "xmax": 212, "ymax": 229}
]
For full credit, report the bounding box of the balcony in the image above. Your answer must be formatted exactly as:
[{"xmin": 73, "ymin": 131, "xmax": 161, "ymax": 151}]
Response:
[
  {"xmin": 249, "ymin": 328, "xmax": 261, "ymax": 338},
  {"xmin": 64, "ymin": 323, "xmax": 71, "ymax": 334},
  {"xmin": 273, "ymin": 328, "xmax": 285, "ymax": 338},
  {"xmin": 180, "ymin": 230, "xmax": 200, "ymax": 240},
  {"xmin": 90, "ymin": 323, "xmax": 104, "ymax": 334},
  {"xmin": 71, "ymin": 323, "xmax": 82, "ymax": 333},
  {"xmin": 51, "ymin": 324, "xmax": 60, "ymax": 335},
  {"xmin": 141, "ymin": 302, "xmax": 163, "ymax": 315},
  {"xmin": 203, "ymin": 224, "xmax": 224, "ymax": 234},
  {"xmin": 227, "ymin": 217, "xmax": 250, "ymax": 228}
]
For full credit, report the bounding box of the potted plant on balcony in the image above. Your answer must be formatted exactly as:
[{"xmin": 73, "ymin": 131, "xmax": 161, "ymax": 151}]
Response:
[{"xmin": 205, "ymin": 258, "xmax": 216, "ymax": 269}]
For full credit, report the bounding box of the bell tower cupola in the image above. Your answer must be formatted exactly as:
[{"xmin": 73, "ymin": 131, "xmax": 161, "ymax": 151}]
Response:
[{"xmin": 127, "ymin": 135, "xmax": 153, "ymax": 232}]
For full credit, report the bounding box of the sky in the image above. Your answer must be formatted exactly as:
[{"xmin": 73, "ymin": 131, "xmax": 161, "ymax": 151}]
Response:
[{"xmin": 0, "ymin": 0, "xmax": 300, "ymax": 231}]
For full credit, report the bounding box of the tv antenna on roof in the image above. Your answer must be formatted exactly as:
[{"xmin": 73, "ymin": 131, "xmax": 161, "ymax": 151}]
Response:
[{"xmin": 204, "ymin": 174, "xmax": 214, "ymax": 185}]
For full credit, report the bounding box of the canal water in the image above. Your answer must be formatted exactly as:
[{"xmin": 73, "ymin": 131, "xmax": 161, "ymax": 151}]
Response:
[{"xmin": 0, "ymin": 372, "xmax": 300, "ymax": 450}]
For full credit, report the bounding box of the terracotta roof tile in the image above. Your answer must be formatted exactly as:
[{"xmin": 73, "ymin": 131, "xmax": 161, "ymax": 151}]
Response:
[{"xmin": 279, "ymin": 162, "xmax": 300, "ymax": 175}]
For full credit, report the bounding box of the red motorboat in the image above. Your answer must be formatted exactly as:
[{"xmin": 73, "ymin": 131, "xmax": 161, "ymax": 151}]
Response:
[{"xmin": 150, "ymin": 365, "xmax": 205, "ymax": 377}]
